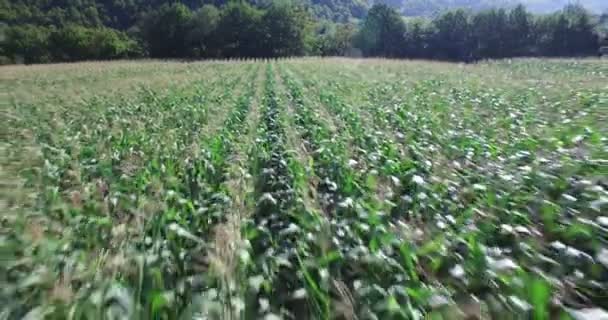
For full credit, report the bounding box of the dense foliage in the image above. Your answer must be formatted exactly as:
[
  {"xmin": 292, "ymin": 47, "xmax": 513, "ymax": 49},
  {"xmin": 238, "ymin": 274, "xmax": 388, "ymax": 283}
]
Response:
[
  {"xmin": 0, "ymin": 0, "xmax": 604, "ymax": 63},
  {"xmin": 357, "ymin": 3, "xmax": 601, "ymax": 60},
  {"xmin": 389, "ymin": 0, "xmax": 607, "ymax": 16}
]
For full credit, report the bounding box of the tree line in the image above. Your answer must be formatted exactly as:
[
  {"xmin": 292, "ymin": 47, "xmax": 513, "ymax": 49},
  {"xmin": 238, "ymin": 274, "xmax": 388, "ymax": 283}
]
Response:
[
  {"xmin": 356, "ymin": 3, "xmax": 603, "ymax": 61},
  {"xmin": 1, "ymin": 1, "xmax": 605, "ymax": 64}
]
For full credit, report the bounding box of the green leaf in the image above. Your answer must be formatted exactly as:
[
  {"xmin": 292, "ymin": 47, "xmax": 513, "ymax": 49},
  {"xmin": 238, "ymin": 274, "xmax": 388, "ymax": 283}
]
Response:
[{"xmin": 529, "ymin": 278, "xmax": 551, "ymax": 320}]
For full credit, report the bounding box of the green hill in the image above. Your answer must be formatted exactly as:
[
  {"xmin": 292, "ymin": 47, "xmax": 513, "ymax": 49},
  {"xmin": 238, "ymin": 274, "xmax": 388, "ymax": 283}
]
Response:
[
  {"xmin": 385, "ymin": 0, "xmax": 607, "ymax": 16},
  {"xmin": 2, "ymin": 0, "xmax": 605, "ymax": 31},
  {"xmin": 0, "ymin": 0, "xmax": 370, "ymax": 29}
]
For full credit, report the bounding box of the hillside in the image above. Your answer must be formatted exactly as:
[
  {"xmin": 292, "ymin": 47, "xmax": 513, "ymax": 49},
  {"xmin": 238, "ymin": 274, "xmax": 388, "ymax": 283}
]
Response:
[
  {"xmin": 0, "ymin": 0, "xmax": 370, "ymax": 27},
  {"xmin": 383, "ymin": 0, "xmax": 608, "ymax": 16},
  {"xmin": 2, "ymin": 0, "xmax": 605, "ymax": 30},
  {"xmin": 516, "ymin": 0, "xmax": 607, "ymax": 14}
]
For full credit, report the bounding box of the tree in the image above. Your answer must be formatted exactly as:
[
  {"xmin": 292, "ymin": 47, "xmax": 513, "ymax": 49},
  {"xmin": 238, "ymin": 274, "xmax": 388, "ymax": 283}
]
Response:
[
  {"xmin": 506, "ymin": 4, "xmax": 532, "ymax": 56},
  {"xmin": 431, "ymin": 9, "xmax": 473, "ymax": 61},
  {"xmin": 49, "ymin": 25, "xmax": 139, "ymax": 61},
  {"xmin": 316, "ymin": 22, "xmax": 357, "ymax": 56},
  {"xmin": 2, "ymin": 24, "xmax": 52, "ymax": 63},
  {"xmin": 550, "ymin": 13, "xmax": 571, "ymax": 56},
  {"xmin": 88, "ymin": 27, "xmax": 141, "ymax": 59},
  {"xmin": 139, "ymin": 3, "xmax": 192, "ymax": 58},
  {"xmin": 216, "ymin": 2, "xmax": 262, "ymax": 58},
  {"xmin": 375, "ymin": 0, "xmax": 403, "ymax": 9},
  {"xmin": 599, "ymin": 12, "xmax": 608, "ymax": 47},
  {"xmin": 535, "ymin": 5, "xmax": 598, "ymax": 57},
  {"xmin": 260, "ymin": 3, "xmax": 313, "ymax": 57},
  {"xmin": 563, "ymin": 4, "xmax": 599, "ymax": 55},
  {"xmin": 404, "ymin": 18, "xmax": 431, "ymax": 58},
  {"xmin": 356, "ymin": 4, "xmax": 406, "ymax": 57},
  {"xmin": 186, "ymin": 4, "xmax": 220, "ymax": 58},
  {"xmin": 471, "ymin": 9, "xmax": 507, "ymax": 59}
]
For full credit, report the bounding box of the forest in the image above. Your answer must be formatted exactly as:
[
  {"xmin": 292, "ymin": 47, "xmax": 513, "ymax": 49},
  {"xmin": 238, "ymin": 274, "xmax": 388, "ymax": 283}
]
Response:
[{"xmin": 1, "ymin": 0, "xmax": 607, "ymax": 63}]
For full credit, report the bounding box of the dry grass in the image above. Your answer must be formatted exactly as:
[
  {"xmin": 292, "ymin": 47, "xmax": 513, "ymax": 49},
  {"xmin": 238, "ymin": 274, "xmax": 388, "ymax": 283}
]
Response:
[
  {"xmin": 0, "ymin": 60, "xmax": 227, "ymax": 106},
  {"xmin": 203, "ymin": 64, "xmax": 265, "ymax": 319}
]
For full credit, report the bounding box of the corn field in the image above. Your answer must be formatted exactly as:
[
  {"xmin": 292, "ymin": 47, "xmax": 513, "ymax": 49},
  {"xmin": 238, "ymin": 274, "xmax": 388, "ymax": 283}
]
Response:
[{"xmin": 1, "ymin": 58, "xmax": 607, "ymax": 319}]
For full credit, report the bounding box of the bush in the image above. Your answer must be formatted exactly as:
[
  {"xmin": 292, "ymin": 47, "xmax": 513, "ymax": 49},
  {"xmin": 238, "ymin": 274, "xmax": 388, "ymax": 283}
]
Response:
[
  {"xmin": 2, "ymin": 24, "xmax": 53, "ymax": 64},
  {"xmin": 49, "ymin": 25, "xmax": 141, "ymax": 61}
]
